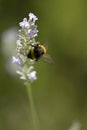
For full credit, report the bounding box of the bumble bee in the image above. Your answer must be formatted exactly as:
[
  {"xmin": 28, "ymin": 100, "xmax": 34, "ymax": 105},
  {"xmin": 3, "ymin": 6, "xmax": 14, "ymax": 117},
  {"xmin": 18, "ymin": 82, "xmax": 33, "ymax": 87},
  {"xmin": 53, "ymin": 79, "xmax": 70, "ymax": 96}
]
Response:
[{"xmin": 27, "ymin": 43, "xmax": 54, "ymax": 64}]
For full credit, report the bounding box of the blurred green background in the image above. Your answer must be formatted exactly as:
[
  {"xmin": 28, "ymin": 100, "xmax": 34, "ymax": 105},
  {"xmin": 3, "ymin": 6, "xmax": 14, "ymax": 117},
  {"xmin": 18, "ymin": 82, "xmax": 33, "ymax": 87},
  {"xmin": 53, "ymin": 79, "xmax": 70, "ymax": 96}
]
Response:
[{"xmin": 0, "ymin": 0, "xmax": 87, "ymax": 130}]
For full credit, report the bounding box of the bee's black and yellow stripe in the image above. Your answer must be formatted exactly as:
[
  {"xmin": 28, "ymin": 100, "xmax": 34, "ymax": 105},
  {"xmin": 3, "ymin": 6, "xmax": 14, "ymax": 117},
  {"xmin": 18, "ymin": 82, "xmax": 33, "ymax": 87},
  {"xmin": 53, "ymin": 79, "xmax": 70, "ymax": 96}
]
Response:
[
  {"xmin": 30, "ymin": 47, "xmax": 36, "ymax": 60},
  {"xmin": 27, "ymin": 44, "xmax": 46, "ymax": 61},
  {"xmin": 39, "ymin": 45, "xmax": 46, "ymax": 54}
]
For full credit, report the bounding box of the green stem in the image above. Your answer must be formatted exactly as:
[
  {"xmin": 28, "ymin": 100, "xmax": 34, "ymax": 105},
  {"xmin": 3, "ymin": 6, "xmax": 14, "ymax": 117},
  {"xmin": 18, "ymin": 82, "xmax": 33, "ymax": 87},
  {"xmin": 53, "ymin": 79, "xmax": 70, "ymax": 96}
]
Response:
[{"xmin": 26, "ymin": 83, "xmax": 40, "ymax": 130}]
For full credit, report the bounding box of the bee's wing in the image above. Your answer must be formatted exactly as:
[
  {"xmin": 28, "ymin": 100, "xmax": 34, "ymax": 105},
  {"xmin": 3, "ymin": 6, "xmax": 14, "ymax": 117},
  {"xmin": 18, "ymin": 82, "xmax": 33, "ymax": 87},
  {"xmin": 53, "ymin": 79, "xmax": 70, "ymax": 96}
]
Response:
[
  {"xmin": 43, "ymin": 54, "xmax": 55, "ymax": 64},
  {"xmin": 44, "ymin": 42, "xmax": 48, "ymax": 50}
]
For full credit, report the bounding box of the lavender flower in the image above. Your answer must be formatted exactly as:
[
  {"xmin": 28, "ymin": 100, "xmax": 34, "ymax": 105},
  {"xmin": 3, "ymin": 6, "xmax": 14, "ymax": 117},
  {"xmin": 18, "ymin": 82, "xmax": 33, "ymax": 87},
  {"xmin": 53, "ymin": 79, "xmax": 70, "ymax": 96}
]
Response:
[
  {"xmin": 29, "ymin": 13, "xmax": 38, "ymax": 22},
  {"xmin": 19, "ymin": 18, "xmax": 30, "ymax": 28},
  {"xmin": 28, "ymin": 29, "xmax": 39, "ymax": 38},
  {"xmin": 16, "ymin": 66, "xmax": 37, "ymax": 82},
  {"xmin": 12, "ymin": 56, "xmax": 21, "ymax": 65},
  {"xmin": 12, "ymin": 13, "xmax": 38, "ymax": 83}
]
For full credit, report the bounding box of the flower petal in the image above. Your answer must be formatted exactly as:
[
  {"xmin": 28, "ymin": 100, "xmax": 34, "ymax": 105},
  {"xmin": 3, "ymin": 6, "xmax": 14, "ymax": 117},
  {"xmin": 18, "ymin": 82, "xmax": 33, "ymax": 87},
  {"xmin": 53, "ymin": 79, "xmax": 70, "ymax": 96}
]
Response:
[{"xmin": 29, "ymin": 13, "xmax": 38, "ymax": 22}]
